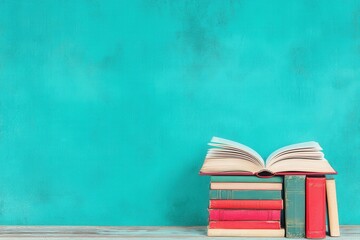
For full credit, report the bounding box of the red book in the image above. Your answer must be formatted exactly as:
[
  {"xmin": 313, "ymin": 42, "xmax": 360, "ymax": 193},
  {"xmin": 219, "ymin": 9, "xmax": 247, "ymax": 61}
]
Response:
[
  {"xmin": 209, "ymin": 200, "xmax": 283, "ymax": 210},
  {"xmin": 209, "ymin": 209, "xmax": 281, "ymax": 221},
  {"xmin": 209, "ymin": 221, "xmax": 281, "ymax": 229},
  {"xmin": 306, "ymin": 177, "xmax": 326, "ymax": 239}
]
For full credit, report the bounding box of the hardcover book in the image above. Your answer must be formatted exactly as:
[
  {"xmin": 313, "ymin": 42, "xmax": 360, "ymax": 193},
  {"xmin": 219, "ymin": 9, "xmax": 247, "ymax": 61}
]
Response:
[
  {"xmin": 326, "ymin": 177, "xmax": 340, "ymax": 237},
  {"xmin": 209, "ymin": 221, "xmax": 281, "ymax": 229},
  {"xmin": 207, "ymin": 228, "xmax": 285, "ymax": 237},
  {"xmin": 211, "ymin": 175, "xmax": 283, "ymax": 182},
  {"xmin": 209, "ymin": 209, "xmax": 281, "ymax": 221},
  {"xmin": 200, "ymin": 137, "xmax": 336, "ymax": 176},
  {"xmin": 210, "ymin": 182, "xmax": 283, "ymax": 190},
  {"xmin": 209, "ymin": 200, "xmax": 283, "ymax": 209},
  {"xmin": 209, "ymin": 189, "xmax": 282, "ymax": 200},
  {"xmin": 306, "ymin": 177, "xmax": 326, "ymax": 239},
  {"xmin": 284, "ymin": 175, "xmax": 305, "ymax": 238}
]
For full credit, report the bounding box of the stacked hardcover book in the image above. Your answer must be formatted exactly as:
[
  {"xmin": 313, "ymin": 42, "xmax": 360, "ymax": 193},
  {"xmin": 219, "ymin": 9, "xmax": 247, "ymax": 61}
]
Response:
[
  {"xmin": 208, "ymin": 176, "xmax": 285, "ymax": 237},
  {"xmin": 284, "ymin": 175, "xmax": 340, "ymax": 238},
  {"xmin": 200, "ymin": 137, "xmax": 339, "ymax": 238}
]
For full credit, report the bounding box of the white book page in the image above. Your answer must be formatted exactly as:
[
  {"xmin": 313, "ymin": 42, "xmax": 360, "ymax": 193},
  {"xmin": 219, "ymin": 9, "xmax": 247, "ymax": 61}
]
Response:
[
  {"xmin": 200, "ymin": 138, "xmax": 336, "ymax": 175},
  {"xmin": 268, "ymin": 159, "xmax": 336, "ymax": 173},
  {"xmin": 200, "ymin": 158, "xmax": 263, "ymax": 174},
  {"xmin": 211, "ymin": 137, "xmax": 265, "ymax": 167},
  {"xmin": 266, "ymin": 141, "xmax": 321, "ymax": 167}
]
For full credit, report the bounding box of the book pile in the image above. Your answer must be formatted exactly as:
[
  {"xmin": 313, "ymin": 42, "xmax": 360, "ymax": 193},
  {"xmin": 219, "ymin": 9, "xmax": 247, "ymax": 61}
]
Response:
[
  {"xmin": 207, "ymin": 176, "xmax": 285, "ymax": 237},
  {"xmin": 200, "ymin": 137, "xmax": 340, "ymax": 238},
  {"xmin": 284, "ymin": 175, "xmax": 340, "ymax": 238}
]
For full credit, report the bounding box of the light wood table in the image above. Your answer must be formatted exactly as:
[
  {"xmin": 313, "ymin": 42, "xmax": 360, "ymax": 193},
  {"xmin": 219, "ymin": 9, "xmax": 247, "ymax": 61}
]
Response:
[{"xmin": 0, "ymin": 226, "xmax": 357, "ymax": 239}]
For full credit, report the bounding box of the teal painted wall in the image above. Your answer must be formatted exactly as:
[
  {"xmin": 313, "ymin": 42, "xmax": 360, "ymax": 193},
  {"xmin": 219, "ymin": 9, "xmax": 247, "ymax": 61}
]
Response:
[{"xmin": 0, "ymin": 0, "xmax": 359, "ymax": 225}]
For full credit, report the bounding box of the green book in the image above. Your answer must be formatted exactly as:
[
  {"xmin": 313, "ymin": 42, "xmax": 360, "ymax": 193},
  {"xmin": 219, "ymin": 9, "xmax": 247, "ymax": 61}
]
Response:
[
  {"xmin": 284, "ymin": 175, "xmax": 305, "ymax": 238},
  {"xmin": 211, "ymin": 176, "xmax": 283, "ymax": 183},
  {"xmin": 209, "ymin": 190, "xmax": 282, "ymax": 200}
]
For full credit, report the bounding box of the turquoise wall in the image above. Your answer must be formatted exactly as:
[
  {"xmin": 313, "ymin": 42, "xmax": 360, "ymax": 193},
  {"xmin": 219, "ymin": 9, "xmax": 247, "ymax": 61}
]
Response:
[{"xmin": 0, "ymin": 0, "xmax": 359, "ymax": 225}]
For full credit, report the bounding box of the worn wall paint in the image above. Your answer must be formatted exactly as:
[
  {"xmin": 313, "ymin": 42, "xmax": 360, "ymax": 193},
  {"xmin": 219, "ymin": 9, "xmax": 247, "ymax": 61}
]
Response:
[{"xmin": 0, "ymin": 0, "xmax": 359, "ymax": 225}]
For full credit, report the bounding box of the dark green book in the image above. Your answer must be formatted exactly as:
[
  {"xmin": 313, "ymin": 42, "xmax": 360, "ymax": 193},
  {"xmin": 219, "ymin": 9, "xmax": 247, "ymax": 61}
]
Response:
[
  {"xmin": 209, "ymin": 190, "xmax": 282, "ymax": 200},
  {"xmin": 284, "ymin": 175, "xmax": 305, "ymax": 238},
  {"xmin": 211, "ymin": 176, "xmax": 283, "ymax": 183}
]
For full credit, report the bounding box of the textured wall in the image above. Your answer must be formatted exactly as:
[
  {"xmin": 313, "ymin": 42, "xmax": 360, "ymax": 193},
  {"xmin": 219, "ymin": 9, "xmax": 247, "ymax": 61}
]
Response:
[{"xmin": 0, "ymin": 0, "xmax": 359, "ymax": 225}]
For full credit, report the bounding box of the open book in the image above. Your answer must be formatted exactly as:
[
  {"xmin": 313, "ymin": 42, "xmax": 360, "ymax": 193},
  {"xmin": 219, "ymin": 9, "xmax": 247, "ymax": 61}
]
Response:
[{"xmin": 200, "ymin": 137, "xmax": 336, "ymax": 177}]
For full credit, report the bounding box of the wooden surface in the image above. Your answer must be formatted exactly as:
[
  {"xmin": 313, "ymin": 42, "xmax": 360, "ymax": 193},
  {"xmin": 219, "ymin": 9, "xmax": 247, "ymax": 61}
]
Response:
[{"xmin": 0, "ymin": 226, "xmax": 358, "ymax": 239}]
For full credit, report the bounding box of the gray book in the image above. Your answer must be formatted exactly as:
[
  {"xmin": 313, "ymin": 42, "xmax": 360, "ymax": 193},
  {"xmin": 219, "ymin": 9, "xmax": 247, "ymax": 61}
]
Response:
[{"xmin": 284, "ymin": 175, "xmax": 305, "ymax": 238}]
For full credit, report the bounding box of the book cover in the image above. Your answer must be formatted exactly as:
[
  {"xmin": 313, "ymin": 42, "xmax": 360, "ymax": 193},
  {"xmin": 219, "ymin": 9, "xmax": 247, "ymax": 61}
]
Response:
[
  {"xmin": 306, "ymin": 177, "xmax": 326, "ymax": 239},
  {"xmin": 209, "ymin": 190, "xmax": 282, "ymax": 200},
  {"xmin": 326, "ymin": 178, "xmax": 340, "ymax": 237},
  {"xmin": 209, "ymin": 199, "xmax": 283, "ymax": 209},
  {"xmin": 210, "ymin": 182, "xmax": 283, "ymax": 190},
  {"xmin": 207, "ymin": 228, "xmax": 285, "ymax": 237},
  {"xmin": 209, "ymin": 220, "xmax": 281, "ymax": 229},
  {"xmin": 210, "ymin": 176, "xmax": 283, "ymax": 183},
  {"xmin": 284, "ymin": 175, "xmax": 305, "ymax": 238},
  {"xmin": 209, "ymin": 209, "xmax": 281, "ymax": 221}
]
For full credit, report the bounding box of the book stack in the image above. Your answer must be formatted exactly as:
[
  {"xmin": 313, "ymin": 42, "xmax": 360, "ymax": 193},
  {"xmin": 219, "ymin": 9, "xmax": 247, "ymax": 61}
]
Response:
[
  {"xmin": 284, "ymin": 175, "xmax": 340, "ymax": 238},
  {"xmin": 207, "ymin": 176, "xmax": 285, "ymax": 237},
  {"xmin": 200, "ymin": 137, "xmax": 339, "ymax": 238}
]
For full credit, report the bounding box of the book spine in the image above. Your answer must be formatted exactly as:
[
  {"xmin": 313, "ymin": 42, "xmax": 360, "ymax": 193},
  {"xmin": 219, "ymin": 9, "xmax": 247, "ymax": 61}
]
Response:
[
  {"xmin": 209, "ymin": 221, "xmax": 281, "ymax": 229},
  {"xmin": 211, "ymin": 176, "xmax": 283, "ymax": 183},
  {"xmin": 207, "ymin": 228, "xmax": 285, "ymax": 237},
  {"xmin": 306, "ymin": 177, "xmax": 326, "ymax": 239},
  {"xmin": 210, "ymin": 182, "xmax": 283, "ymax": 190},
  {"xmin": 209, "ymin": 209, "xmax": 281, "ymax": 221},
  {"xmin": 326, "ymin": 178, "xmax": 340, "ymax": 236},
  {"xmin": 209, "ymin": 190, "xmax": 282, "ymax": 200},
  {"xmin": 284, "ymin": 175, "xmax": 305, "ymax": 238},
  {"xmin": 209, "ymin": 200, "xmax": 283, "ymax": 209}
]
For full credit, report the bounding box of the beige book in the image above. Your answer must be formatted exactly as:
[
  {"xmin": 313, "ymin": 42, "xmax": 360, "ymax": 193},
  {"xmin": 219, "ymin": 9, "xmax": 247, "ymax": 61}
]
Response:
[
  {"xmin": 210, "ymin": 182, "xmax": 283, "ymax": 190},
  {"xmin": 207, "ymin": 228, "xmax": 285, "ymax": 237},
  {"xmin": 200, "ymin": 137, "xmax": 336, "ymax": 176},
  {"xmin": 326, "ymin": 178, "xmax": 340, "ymax": 237}
]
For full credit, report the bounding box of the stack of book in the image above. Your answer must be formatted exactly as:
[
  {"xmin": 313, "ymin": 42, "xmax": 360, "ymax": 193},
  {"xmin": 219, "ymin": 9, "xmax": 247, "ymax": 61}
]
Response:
[
  {"xmin": 207, "ymin": 176, "xmax": 285, "ymax": 237},
  {"xmin": 200, "ymin": 137, "xmax": 339, "ymax": 238},
  {"xmin": 284, "ymin": 175, "xmax": 340, "ymax": 238}
]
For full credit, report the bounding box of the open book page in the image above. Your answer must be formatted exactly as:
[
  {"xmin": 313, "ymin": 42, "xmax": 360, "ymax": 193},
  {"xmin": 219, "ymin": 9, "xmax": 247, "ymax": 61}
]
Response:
[
  {"xmin": 264, "ymin": 141, "xmax": 336, "ymax": 174},
  {"xmin": 268, "ymin": 159, "xmax": 336, "ymax": 173},
  {"xmin": 200, "ymin": 137, "xmax": 265, "ymax": 174},
  {"xmin": 200, "ymin": 158, "xmax": 263, "ymax": 174},
  {"xmin": 210, "ymin": 137, "xmax": 265, "ymax": 166},
  {"xmin": 200, "ymin": 137, "xmax": 337, "ymax": 175},
  {"xmin": 265, "ymin": 141, "xmax": 322, "ymax": 167}
]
